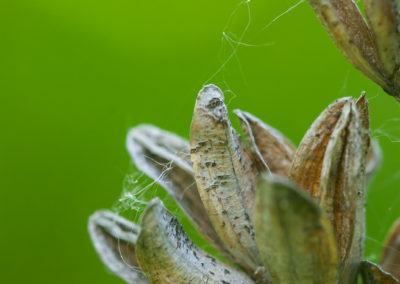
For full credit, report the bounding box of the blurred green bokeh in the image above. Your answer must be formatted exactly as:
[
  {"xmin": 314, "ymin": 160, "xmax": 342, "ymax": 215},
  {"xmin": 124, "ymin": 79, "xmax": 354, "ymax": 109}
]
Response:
[{"xmin": 1, "ymin": 0, "xmax": 399, "ymax": 283}]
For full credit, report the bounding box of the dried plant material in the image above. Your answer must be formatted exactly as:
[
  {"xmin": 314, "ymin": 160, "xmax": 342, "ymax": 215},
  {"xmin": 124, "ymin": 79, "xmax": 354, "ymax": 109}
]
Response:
[
  {"xmin": 319, "ymin": 100, "xmax": 368, "ymax": 283},
  {"xmin": 290, "ymin": 94, "xmax": 369, "ymax": 282},
  {"xmin": 126, "ymin": 125, "xmax": 226, "ymax": 255},
  {"xmin": 190, "ymin": 85, "xmax": 264, "ymax": 277},
  {"xmin": 90, "ymin": 85, "xmax": 394, "ymax": 284},
  {"xmin": 307, "ymin": 0, "xmax": 385, "ymax": 86},
  {"xmin": 355, "ymin": 93, "xmax": 377, "ymax": 181},
  {"xmin": 234, "ymin": 109, "xmax": 296, "ymax": 176},
  {"xmin": 289, "ymin": 97, "xmax": 350, "ymax": 197},
  {"xmin": 381, "ymin": 219, "xmax": 400, "ymax": 280},
  {"xmin": 364, "ymin": 0, "xmax": 400, "ymax": 76},
  {"xmin": 350, "ymin": 93, "xmax": 380, "ymax": 184},
  {"xmin": 366, "ymin": 140, "xmax": 383, "ymax": 182},
  {"xmin": 88, "ymin": 210, "xmax": 149, "ymax": 284},
  {"xmin": 254, "ymin": 175, "xmax": 338, "ymax": 284},
  {"xmin": 356, "ymin": 92, "xmax": 371, "ymax": 146},
  {"xmin": 306, "ymin": 0, "xmax": 400, "ymax": 100},
  {"xmin": 135, "ymin": 198, "xmax": 255, "ymax": 284},
  {"xmin": 360, "ymin": 261, "xmax": 400, "ymax": 283},
  {"xmin": 233, "ymin": 110, "xmax": 270, "ymax": 173}
]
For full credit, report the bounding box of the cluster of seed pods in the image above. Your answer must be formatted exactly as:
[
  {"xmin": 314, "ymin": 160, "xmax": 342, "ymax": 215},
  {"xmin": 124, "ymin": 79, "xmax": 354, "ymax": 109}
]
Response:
[{"xmin": 89, "ymin": 85, "xmax": 399, "ymax": 284}]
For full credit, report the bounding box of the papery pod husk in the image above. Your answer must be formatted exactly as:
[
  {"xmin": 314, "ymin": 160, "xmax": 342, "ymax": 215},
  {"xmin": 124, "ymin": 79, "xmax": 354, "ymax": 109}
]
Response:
[
  {"xmin": 254, "ymin": 175, "xmax": 338, "ymax": 284},
  {"xmin": 363, "ymin": 0, "xmax": 400, "ymax": 78},
  {"xmin": 291, "ymin": 95, "xmax": 369, "ymax": 283},
  {"xmin": 355, "ymin": 93, "xmax": 370, "ymax": 150},
  {"xmin": 306, "ymin": 0, "xmax": 388, "ymax": 90},
  {"xmin": 355, "ymin": 94, "xmax": 381, "ymax": 183},
  {"xmin": 88, "ymin": 210, "xmax": 150, "ymax": 284},
  {"xmin": 360, "ymin": 261, "xmax": 400, "ymax": 283},
  {"xmin": 355, "ymin": 93, "xmax": 381, "ymax": 183},
  {"xmin": 126, "ymin": 125, "xmax": 229, "ymax": 258},
  {"xmin": 381, "ymin": 218, "xmax": 400, "ymax": 280},
  {"xmin": 290, "ymin": 97, "xmax": 351, "ymax": 197},
  {"xmin": 190, "ymin": 84, "xmax": 266, "ymax": 279},
  {"xmin": 136, "ymin": 198, "xmax": 255, "ymax": 284},
  {"xmin": 318, "ymin": 99, "xmax": 369, "ymax": 283},
  {"xmin": 234, "ymin": 109, "xmax": 296, "ymax": 176}
]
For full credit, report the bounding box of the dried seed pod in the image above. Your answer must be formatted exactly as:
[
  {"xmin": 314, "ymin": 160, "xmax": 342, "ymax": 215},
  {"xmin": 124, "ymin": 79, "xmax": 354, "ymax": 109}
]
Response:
[
  {"xmin": 88, "ymin": 210, "xmax": 149, "ymax": 284},
  {"xmin": 307, "ymin": 0, "xmax": 386, "ymax": 89},
  {"xmin": 234, "ymin": 109, "xmax": 296, "ymax": 176},
  {"xmin": 363, "ymin": 0, "xmax": 400, "ymax": 77},
  {"xmin": 360, "ymin": 261, "xmax": 400, "ymax": 283},
  {"xmin": 355, "ymin": 93, "xmax": 382, "ymax": 184},
  {"xmin": 290, "ymin": 97, "xmax": 351, "ymax": 197},
  {"xmin": 305, "ymin": 0, "xmax": 400, "ymax": 100},
  {"xmin": 136, "ymin": 198, "xmax": 255, "ymax": 284},
  {"xmin": 355, "ymin": 92, "xmax": 371, "ymax": 147},
  {"xmin": 190, "ymin": 84, "xmax": 264, "ymax": 277},
  {"xmin": 254, "ymin": 175, "xmax": 338, "ymax": 284},
  {"xmin": 347, "ymin": 93, "xmax": 381, "ymax": 184},
  {"xmin": 90, "ymin": 85, "xmax": 399, "ymax": 284},
  {"xmin": 318, "ymin": 99, "xmax": 369, "ymax": 283},
  {"xmin": 381, "ymin": 219, "xmax": 400, "ymax": 280},
  {"xmin": 290, "ymin": 95, "xmax": 369, "ymax": 282},
  {"xmin": 126, "ymin": 125, "xmax": 227, "ymax": 256}
]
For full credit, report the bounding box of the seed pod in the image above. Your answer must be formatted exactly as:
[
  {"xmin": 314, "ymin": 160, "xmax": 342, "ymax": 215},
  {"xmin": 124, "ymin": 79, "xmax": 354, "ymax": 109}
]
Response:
[
  {"xmin": 126, "ymin": 124, "xmax": 228, "ymax": 257},
  {"xmin": 307, "ymin": 0, "xmax": 386, "ymax": 88},
  {"xmin": 136, "ymin": 198, "xmax": 255, "ymax": 284},
  {"xmin": 363, "ymin": 0, "xmax": 400, "ymax": 76},
  {"xmin": 190, "ymin": 84, "xmax": 265, "ymax": 278},
  {"xmin": 318, "ymin": 99, "xmax": 368, "ymax": 283},
  {"xmin": 254, "ymin": 175, "xmax": 338, "ymax": 284},
  {"xmin": 88, "ymin": 210, "xmax": 149, "ymax": 284},
  {"xmin": 305, "ymin": 0, "xmax": 400, "ymax": 100},
  {"xmin": 355, "ymin": 94, "xmax": 383, "ymax": 184},
  {"xmin": 290, "ymin": 97, "xmax": 351, "ymax": 197},
  {"xmin": 290, "ymin": 95, "xmax": 370, "ymax": 283},
  {"xmin": 234, "ymin": 109, "xmax": 296, "ymax": 176}
]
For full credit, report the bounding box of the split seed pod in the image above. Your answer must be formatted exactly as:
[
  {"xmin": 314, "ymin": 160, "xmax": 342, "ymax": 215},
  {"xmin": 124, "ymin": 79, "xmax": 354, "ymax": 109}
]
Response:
[{"xmin": 89, "ymin": 85, "xmax": 399, "ymax": 284}]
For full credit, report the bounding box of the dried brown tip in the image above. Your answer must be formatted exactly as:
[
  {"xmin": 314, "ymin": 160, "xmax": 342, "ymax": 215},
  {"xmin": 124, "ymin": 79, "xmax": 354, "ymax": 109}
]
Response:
[
  {"xmin": 356, "ymin": 92, "xmax": 370, "ymax": 137},
  {"xmin": 356, "ymin": 92, "xmax": 372, "ymax": 168},
  {"xmin": 88, "ymin": 210, "xmax": 149, "ymax": 284},
  {"xmin": 355, "ymin": 93, "xmax": 381, "ymax": 183},
  {"xmin": 381, "ymin": 218, "xmax": 400, "ymax": 280},
  {"xmin": 136, "ymin": 198, "xmax": 255, "ymax": 284}
]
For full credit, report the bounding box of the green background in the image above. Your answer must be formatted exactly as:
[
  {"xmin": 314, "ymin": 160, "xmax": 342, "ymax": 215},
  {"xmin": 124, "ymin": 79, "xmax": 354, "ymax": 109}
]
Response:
[{"xmin": 1, "ymin": 0, "xmax": 399, "ymax": 283}]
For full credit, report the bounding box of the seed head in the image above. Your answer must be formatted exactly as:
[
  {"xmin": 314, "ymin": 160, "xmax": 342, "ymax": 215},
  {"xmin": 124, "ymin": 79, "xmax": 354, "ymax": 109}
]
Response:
[{"xmin": 89, "ymin": 85, "xmax": 399, "ymax": 284}]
